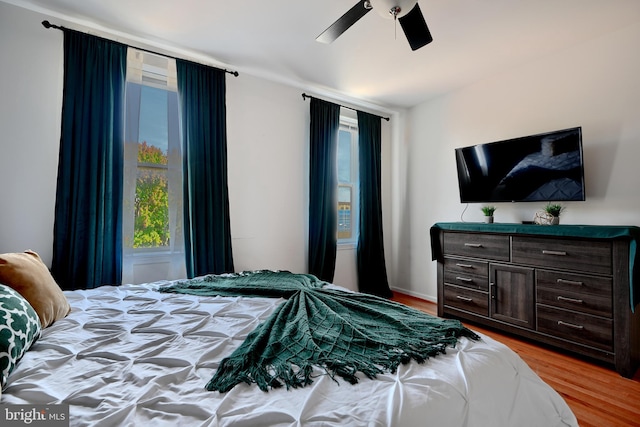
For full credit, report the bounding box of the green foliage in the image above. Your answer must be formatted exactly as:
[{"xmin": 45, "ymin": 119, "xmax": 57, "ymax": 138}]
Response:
[
  {"xmin": 481, "ymin": 205, "xmax": 496, "ymax": 216},
  {"xmin": 134, "ymin": 142, "xmax": 170, "ymax": 248},
  {"xmin": 138, "ymin": 141, "xmax": 168, "ymax": 165},
  {"xmin": 544, "ymin": 203, "xmax": 564, "ymax": 217}
]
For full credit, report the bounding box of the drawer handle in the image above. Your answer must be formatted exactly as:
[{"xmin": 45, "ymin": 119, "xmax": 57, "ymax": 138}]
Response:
[
  {"xmin": 557, "ymin": 296, "xmax": 584, "ymax": 304},
  {"xmin": 455, "ymin": 276, "xmax": 473, "ymax": 282},
  {"xmin": 542, "ymin": 250, "xmax": 567, "ymax": 256},
  {"xmin": 464, "ymin": 243, "xmax": 483, "ymax": 248},
  {"xmin": 456, "ymin": 296, "xmax": 473, "ymax": 302},
  {"xmin": 557, "ymin": 278, "xmax": 584, "ymax": 286},
  {"xmin": 456, "ymin": 263, "xmax": 474, "ymax": 268},
  {"xmin": 557, "ymin": 320, "xmax": 584, "ymax": 330}
]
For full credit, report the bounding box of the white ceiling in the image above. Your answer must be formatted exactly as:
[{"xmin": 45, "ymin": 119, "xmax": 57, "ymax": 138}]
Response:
[{"xmin": 7, "ymin": 0, "xmax": 640, "ymax": 110}]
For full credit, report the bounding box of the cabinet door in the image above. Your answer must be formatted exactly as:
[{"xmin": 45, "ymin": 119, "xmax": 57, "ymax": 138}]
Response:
[{"xmin": 489, "ymin": 263, "xmax": 535, "ymax": 329}]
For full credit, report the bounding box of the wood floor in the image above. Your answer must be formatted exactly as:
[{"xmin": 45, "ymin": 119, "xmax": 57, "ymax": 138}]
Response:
[{"xmin": 392, "ymin": 292, "xmax": 640, "ymax": 427}]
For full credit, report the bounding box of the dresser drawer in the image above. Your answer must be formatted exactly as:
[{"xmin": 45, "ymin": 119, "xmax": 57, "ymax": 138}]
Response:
[
  {"xmin": 512, "ymin": 236, "xmax": 611, "ymax": 275},
  {"xmin": 444, "ymin": 284, "xmax": 488, "ymax": 316},
  {"xmin": 536, "ymin": 269, "xmax": 612, "ymax": 298},
  {"xmin": 537, "ymin": 288, "xmax": 612, "ymax": 318},
  {"xmin": 443, "ymin": 257, "xmax": 488, "ymax": 291},
  {"xmin": 443, "ymin": 232, "xmax": 510, "ymax": 262},
  {"xmin": 537, "ymin": 304, "xmax": 613, "ymax": 352},
  {"xmin": 443, "ymin": 257, "xmax": 488, "ymax": 276},
  {"xmin": 444, "ymin": 271, "xmax": 488, "ymax": 291}
]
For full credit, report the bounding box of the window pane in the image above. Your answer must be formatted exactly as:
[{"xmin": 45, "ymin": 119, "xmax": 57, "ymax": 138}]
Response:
[
  {"xmin": 133, "ymin": 84, "xmax": 169, "ymax": 249},
  {"xmin": 134, "ymin": 164, "xmax": 169, "ymax": 248},
  {"xmin": 338, "ymin": 185, "xmax": 351, "ymax": 203},
  {"xmin": 338, "ymin": 129, "xmax": 351, "ymax": 183},
  {"xmin": 139, "ymin": 85, "xmax": 168, "ymax": 162},
  {"xmin": 338, "ymin": 185, "xmax": 352, "ymax": 239}
]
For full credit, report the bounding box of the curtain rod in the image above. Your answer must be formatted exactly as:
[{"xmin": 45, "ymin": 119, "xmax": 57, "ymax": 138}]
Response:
[
  {"xmin": 41, "ymin": 20, "xmax": 239, "ymax": 77},
  {"xmin": 301, "ymin": 93, "xmax": 390, "ymax": 121}
]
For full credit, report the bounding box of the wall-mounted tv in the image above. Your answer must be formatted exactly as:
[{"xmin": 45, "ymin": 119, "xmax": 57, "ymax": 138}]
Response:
[{"xmin": 455, "ymin": 127, "xmax": 585, "ymax": 203}]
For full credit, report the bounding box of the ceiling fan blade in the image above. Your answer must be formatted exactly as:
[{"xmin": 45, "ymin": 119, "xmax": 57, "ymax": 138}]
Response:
[
  {"xmin": 316, "ymin": 0, "xmax": 372, "ymax": 44},
  {"xmin": 398, "ymin": 3, "xmax": 433, "ymax": 51}
]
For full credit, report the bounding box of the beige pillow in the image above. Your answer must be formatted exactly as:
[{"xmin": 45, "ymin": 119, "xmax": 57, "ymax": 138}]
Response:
[{"xmin": 0, "ymin": 250, "xmax": 71, "ymax": 328}]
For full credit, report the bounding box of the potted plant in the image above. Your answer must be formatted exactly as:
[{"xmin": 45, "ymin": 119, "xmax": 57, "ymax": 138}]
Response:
[
  {"xmin": 543, "ymin": 203, "xmax": 564, "ymax": 225},
  {"xmin": 481, "ymin": 206, "xmax": 496, "ymax": 223}
]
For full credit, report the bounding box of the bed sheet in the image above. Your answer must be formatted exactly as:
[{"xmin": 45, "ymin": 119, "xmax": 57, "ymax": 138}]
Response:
[{"xmin": 2, "ymin": 282, "xmax": 578, "ymax": 427}]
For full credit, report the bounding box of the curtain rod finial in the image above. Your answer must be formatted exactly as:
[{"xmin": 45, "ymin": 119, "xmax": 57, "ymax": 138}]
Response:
[{"xmin": 42, "ymin": 20, "xmax": 62, "ymax": 30}]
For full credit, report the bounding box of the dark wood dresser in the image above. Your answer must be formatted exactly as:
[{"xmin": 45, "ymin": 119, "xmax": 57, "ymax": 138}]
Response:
[{"xmin": 431, "ymin": 222, "xmax": 640, "ymax": 378}]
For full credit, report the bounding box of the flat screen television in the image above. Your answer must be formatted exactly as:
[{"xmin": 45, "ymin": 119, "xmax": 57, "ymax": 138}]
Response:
[{"xmin": 455, "ymin": 127, "xmax": 585, "ymax": 203}]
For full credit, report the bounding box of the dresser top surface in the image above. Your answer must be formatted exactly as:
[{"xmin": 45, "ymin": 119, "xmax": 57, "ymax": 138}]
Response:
[{"xmin": 432, "ymin": 222, "xmax": 639, "ymax": 239}]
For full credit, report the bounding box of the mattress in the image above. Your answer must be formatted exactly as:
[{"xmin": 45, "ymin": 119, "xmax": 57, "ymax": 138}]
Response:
[{"xmin": 2, "ymin": 281, "xmax": 578, "ymax": 427}]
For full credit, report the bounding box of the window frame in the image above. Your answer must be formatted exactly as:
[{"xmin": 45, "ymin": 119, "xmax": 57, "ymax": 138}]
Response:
[
  {"xmin": 123, "ymin": 49, "xmax": 182, "ymax": 256},
  {"xmin": 337, "ymin": 111, "xmax": 359, "ymax": 246}
]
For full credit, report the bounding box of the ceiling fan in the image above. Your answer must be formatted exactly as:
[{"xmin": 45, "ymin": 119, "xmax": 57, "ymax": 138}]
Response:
[{"xmin": 316, "ymin": 0, "xmax": 433, "ymax": 51}]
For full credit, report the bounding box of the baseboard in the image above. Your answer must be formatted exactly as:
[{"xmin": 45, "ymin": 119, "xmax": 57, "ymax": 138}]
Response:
[{"xmin": 390, "ymin": 286, "xmax": 436, "ymax": 303}]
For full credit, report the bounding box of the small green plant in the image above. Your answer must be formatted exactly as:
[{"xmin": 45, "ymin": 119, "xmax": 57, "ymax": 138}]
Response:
[
  {"xmin": 481, "ymin": 206, "xmax": 496, "ymax": 216},
  {"xmin": 544, "ymin": 203, "xmax": 564, "ymax": 217}
]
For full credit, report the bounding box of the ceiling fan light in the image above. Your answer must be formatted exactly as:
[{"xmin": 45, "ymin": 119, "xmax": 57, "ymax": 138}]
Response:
[{"xmin": 369, "ymin": 0, "xmax": 418, "ymax": 19}]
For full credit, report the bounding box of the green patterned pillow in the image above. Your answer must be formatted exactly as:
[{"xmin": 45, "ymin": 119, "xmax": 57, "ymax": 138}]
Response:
[{"xmin": 1, "ymin": 283, "xmax": 42, "ymax": 390}]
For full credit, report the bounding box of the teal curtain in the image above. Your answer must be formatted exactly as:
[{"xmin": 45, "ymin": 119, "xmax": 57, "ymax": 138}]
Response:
[
  {"xmin": 176, "ymin": 59, "xmax": 234, "ymax": 278},
  {"xmin": 357, "ymin": 111, "xmax": 392, "ymax": 297},
  {"xmin": 308, "ymin": 98, "xmax": 341, "ymax": 282},
  {"xmin": 51, "ymin": 30, "xmax": 126, "ymax": 290}
]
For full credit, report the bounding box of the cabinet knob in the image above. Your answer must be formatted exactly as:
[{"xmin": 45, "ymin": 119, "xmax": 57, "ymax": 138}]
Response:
[{"xmin": 464, "ymin": 243, "xmax": 483, "ymax": 248}]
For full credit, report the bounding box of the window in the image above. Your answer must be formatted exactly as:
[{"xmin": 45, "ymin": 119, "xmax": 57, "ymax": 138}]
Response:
[
  {"xmin": 337, "ymin": 110, "xmax": 359, "ymax": 244},
  {"xmin": 123, "ymin": 49, "xmax": 185, "ymax": 282}
]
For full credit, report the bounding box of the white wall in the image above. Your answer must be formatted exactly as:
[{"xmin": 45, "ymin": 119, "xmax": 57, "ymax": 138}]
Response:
[
  {"xmin": 0, "ymin": 2, "xmax": 397, "ymax": 292},
  {"xmin": 226, "ymin": 73, "xmax": 309, "ymax": 274},
  {"xmin": 0, "ymin": 2, "xmax": 63, "ymax": 264},
  {"xmin": 397, "ymin": 20, "xmax": 640, "ymax": 301}
]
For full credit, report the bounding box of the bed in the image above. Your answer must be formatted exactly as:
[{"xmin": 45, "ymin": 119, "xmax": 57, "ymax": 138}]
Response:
[{"xmin": 1, "ymin": 254, "xmax": 578, "ymax": 427}]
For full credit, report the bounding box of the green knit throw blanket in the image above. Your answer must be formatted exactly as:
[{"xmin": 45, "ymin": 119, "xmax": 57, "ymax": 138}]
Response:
[{"xmin": 159, "ymin": 270, "xmax": 479, "ymax": 392}]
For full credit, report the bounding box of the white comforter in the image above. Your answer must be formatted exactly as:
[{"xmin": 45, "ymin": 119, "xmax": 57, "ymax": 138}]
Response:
[{"xmin": 2, "ymin": 282, "xmax": 578, "ymax": 427}]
